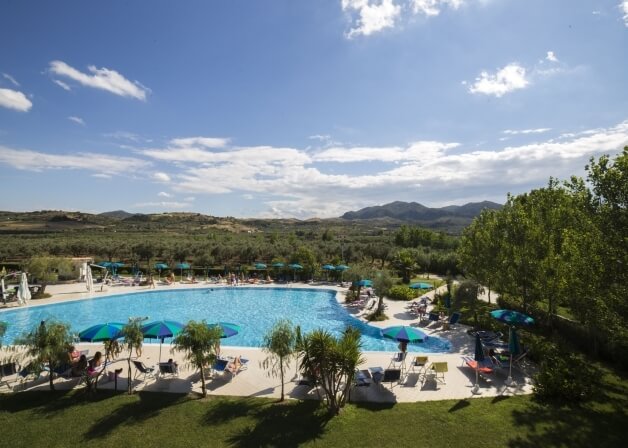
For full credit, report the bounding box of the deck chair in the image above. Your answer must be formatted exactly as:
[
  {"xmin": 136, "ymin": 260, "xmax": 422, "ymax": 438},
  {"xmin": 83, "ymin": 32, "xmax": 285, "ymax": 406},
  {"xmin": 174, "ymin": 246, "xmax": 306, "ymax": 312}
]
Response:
[
  {"xmin": 428, "ymin": 362, "xmax": 448, "ymax": 384},
  {"xmin": 354, "ymin": 369, "xmax": 371, "ymax": 387},
  {"xmin": 448, "ymin": 312, "xmax": 461, "ymax": 328},
  {"xmin": 461, "ymin": 356, "xmax": 494, "ymax": 376},
  {"xmin": 0, "ymin": 362, "xmax": 20, "ymax": 391},
  {"xmin": 158, "ymin": 362, "xmax": 179, "ymax": 378},
  {"xmin": 133, "ymin": 360, "xmax": 156, "ymax": 383},
  {"xmin": 410, "ymin": 356, "xmax": 428, "ymax": 374},
  {"xmin": 382, "ymin": 369, "xmax": 402, "ymax": 389},
  {"xmin": 428, "ymin": 312, "xmax": 441, "ymax": 325}
]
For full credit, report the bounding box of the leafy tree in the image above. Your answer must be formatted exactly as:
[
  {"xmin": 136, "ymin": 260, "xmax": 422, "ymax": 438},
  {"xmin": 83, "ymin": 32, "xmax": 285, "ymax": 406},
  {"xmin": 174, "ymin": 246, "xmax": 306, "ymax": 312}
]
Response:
[
  {"xmin": 16, "ymin": 320, "xmax": 73, "ymax": 390},
  {"xmin": 297, "ymin": 327, "xmax": 364, "ymax": 415},
  {"xmin": 392, "ymin": 249, "xmax": 418, "ymax": 284},
  {"xmin": 173, "ymin": 321, "xmax": 222, "ymax": 397},
  {"xmin": 120, "ymin": 318, "xmax": 144, "ymax": 394},
  {"xmin": 454, "ymin": 279, "xmax": 479, "ymax": 328},
  {"xmin": 261, "ymin": 319, "xmax": 296, "ymax": 401},
  {"xmin": 372, "ymin": 269, "xmax": 393, "ymax": 317}
]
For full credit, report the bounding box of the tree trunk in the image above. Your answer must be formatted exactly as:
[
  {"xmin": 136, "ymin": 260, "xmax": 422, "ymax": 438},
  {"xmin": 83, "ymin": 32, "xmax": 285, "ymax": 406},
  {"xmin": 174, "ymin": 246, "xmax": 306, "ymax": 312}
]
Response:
[
  {"xmin": 200, "ymin": 366, "xmax": 207, "ymax": 397},
  {"xmin": 127, "ymin": 357, "xmax": 132, "ymax": 394},
  {"xmin": 48, "ymin": 358, "xmax": 55, "ymax": 390},
  {"xmin": 280, "ymin": 358, "xmax": 285, "ymax": 401}
]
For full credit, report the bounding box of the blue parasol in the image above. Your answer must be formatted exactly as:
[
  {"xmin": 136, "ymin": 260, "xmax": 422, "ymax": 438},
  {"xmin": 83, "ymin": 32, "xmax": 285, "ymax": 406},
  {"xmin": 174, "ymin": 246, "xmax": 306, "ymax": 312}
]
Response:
[
  {"xmin": 141, "ymin": 320, "xmax": 184, "ymax": 362},
  {"xmin": 490, "ymin": 309, "xmax": 534, "ymax": 326}
]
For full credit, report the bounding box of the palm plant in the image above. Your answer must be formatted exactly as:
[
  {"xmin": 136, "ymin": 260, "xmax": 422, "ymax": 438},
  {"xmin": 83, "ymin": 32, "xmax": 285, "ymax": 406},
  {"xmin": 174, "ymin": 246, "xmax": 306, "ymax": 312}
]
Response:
[
  {"xmin": 297, "ymin": 327, "xmax": 364, "ymax": 415},
  {"xmin": 16, "ymin": 320, "xmax": 73, "ymax": 390},
  {"xmin": 120, "ymin": 318, "xmax": 144, "ymax": 394},
  {"xmin": 172, "ymin": 321, "xmax": 222, "ymax": 397},
  {"xmin": 261, "ymin": 319, "xmax": 296, "ymax": 401}
]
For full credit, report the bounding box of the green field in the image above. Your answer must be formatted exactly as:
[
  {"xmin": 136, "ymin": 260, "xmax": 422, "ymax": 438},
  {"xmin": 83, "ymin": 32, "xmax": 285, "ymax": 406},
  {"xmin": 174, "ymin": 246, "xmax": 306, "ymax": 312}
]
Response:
[{"xmin": 1, "ymin": 365, "xmax": 627, "ymax": 448}]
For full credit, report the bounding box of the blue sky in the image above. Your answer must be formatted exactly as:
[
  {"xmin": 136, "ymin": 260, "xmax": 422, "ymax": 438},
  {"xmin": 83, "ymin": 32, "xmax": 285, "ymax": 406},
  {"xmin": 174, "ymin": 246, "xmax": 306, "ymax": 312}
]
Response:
[{"xmin": 1, "ymin": 0, "xmax": 627, "ymax": 218}]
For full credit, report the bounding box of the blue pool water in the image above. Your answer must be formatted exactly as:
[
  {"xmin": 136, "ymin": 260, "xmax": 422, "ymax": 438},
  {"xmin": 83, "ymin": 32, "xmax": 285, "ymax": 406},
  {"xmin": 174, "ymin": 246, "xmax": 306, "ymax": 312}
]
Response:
[{"xmin": 0, "ymin": 287, "xmax": 450, "ymax": 352}]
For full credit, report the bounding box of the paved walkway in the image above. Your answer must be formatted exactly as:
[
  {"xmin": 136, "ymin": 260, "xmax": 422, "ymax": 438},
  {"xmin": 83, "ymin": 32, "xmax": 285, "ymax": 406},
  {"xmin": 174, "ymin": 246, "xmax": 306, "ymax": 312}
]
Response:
[{"xmin": 0, "ymin": 280, "xmax": 534, "ymax": 402}]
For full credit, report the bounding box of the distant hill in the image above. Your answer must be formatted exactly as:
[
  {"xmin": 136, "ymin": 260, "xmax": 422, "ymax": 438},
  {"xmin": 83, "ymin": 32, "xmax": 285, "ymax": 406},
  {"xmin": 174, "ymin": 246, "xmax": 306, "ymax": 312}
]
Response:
[
  {"xmin": 340, "ymin": 201, "xmax": 501, "ymax": 231},
  {"xmin": 99, "ymin": 210, "xmax": 135, "ymax": 219}
]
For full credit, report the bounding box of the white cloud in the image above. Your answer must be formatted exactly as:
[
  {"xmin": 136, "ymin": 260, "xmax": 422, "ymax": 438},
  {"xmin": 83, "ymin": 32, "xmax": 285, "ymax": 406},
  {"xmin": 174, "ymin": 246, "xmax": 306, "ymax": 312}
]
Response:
[
  {"xmin": 242, "ymin": 194, "xmax": 254, "ymax": 200},
  {"xmin": 0, "ymin": 88, "xmax": 33, "ymax": 112},
  {"xmin": 0, "ymin": 145, "xmax": 150, "ymax": 175},
  {"xmin": 546, "ymin": 51, "xmax": 558, "ymax": 62},
  {"xmin": 68, "ymin": 116, "xmax": 85, "ymax": 126},
  {"xmin": 53, "ymin": 79, "xmax": 71, "ymax": 91},
  {"xmin": 183, "ymin": 196, "xmax": 196, "ymax": 202},
  {"xmin": 2, "ymin": 73, "xmax": 20, "ymax": 87},
  {"xmin": 49, "ymin": 60, "xmax": 150, "ymax": 101},
  {"xmin": 158, "ymin": 191, "xmax": 172, "ymax": 198},
  {"xmin": 308, "ymin": 134, "xmax": 332, "ymax": 141},
  {"xmin": 92, "ymin": 173, "xmax": 112, "ymax": 179},
  {"xmin": 342, "ymin": 0, "xmax": 401, "ymax": 38},
  {"xmin": 103, "ymin": 131, "xmax": 141, "ymax": 142},
  {"xmin": 622, "ymin": 1, "xmax": 628, "ymax": 25},
  {"xmin": 153, "ymin": 172, "xmax": 171, "ymax": 182},
  {"xmin": 314, "ymin": 141, "xmax": 459, "ymax": 163},
  {"xmin": 468, "ymin": 63, "xmax": 529, "ymax": 97},
  {"xmin": 411, "ymin": 0, "xmax": 465, "ymax": 16},
  {"xmin": 171, "ymin": 136, "xmax": 230, "ymax": 148},
  {"xmin": 503, "ymin": 128, "xmax": 552, "ymax": 135}
]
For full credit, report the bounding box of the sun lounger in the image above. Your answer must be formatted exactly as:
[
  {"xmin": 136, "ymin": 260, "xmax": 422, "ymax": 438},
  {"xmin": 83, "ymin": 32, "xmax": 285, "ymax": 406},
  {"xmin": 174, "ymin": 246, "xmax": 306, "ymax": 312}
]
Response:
[
  {"xmin": 427, "ymin": 362, "xmax": 448, "ymax": 385},
  {"xmin": 0, "ymin": 363, "xmax": 20, "ymax": 391},
  {"xmin": 133, "ymin": 360, "xmax": 157, "ymax": 383},
  {"xmin": 354, "ymin": 369, "xmax": 371, "ymax": 387},
  {"xmin": 382, "ymin": 369, "xmax": 402, "ymax": 389},
  {"xmin": 158, "ymin": 362, "xmax": 179, "ymax": 378},
  {"xmin": 461, "ymin": 356, "xmax": 495, "ymax": 376}
]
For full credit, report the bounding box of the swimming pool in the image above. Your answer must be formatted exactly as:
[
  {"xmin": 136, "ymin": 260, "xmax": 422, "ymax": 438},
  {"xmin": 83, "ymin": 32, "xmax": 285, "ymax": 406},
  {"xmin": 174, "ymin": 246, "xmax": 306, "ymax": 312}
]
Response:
[{"xmin": 0, "ymin": 287, "xmax": 451, "ymax": 352}]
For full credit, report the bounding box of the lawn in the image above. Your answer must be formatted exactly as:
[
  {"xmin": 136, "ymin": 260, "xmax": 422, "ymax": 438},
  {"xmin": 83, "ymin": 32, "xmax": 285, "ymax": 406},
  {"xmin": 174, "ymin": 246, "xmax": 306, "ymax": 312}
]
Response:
[{"xmin": 1, "ymin": 367, "xmax": 627, "ymax": 448}]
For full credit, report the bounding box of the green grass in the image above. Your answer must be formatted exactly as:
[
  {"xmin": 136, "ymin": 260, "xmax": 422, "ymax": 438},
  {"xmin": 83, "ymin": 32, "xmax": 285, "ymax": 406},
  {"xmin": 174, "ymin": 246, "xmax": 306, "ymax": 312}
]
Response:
[{"xmin": 2, "ymin": 367, "xmax": 627, "ymax": 448}]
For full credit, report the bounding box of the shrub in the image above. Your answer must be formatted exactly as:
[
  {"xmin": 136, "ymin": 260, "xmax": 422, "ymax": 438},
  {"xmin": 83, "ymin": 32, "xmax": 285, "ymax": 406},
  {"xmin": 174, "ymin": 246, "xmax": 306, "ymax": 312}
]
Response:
[
  {"xmin": 388, "ymin": 285, "xmax": 416, "ymax": 301},
  {"xmin": 533, "ymin": 342, "xmax": 599, "ymax": 403}
]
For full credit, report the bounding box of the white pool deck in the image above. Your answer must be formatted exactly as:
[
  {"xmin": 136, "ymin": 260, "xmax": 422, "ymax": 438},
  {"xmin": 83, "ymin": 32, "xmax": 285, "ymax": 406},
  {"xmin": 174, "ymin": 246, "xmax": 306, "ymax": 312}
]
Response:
[{"xmin": 0, "ymin": 281, "xmax": 534, "ymax": 402}]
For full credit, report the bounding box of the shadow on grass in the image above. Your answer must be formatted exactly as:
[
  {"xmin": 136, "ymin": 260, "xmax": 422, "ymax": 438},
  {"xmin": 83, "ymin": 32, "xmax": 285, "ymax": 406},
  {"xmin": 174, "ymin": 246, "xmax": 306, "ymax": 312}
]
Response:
[
  {"xmin": 507, "ymin": 370, "xmax": 628, "ymax": 448},
  {"xmin": 222, "ymin": 400, "xmax": 331, "ymax": 447},
  {"xmin": 0, "ymin": 389, "xmax": 114, "ymax": 416},
  {"xmin": 83, "ymin": 391, "xmax": 187, "ymax": 440},
  {"xmin": 202, "ymin": 396, "xmax": 266, "ymax": 424},
  {"xmin": 448, "ymin": 399, "xmax": 470, "ymax": 412}
]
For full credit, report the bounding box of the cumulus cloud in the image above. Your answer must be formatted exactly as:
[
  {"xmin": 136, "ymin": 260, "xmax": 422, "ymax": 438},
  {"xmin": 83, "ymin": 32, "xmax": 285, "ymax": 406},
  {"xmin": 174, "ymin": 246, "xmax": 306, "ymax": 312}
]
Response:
[
  {"xmin": 622, "ymin": 1, "xmax": 628, "ymax": 25},
  {"xmin": 153, "ymin": 172, "xmax": 171, "ymax": 182},
  {"xmin": 2, "ymin": 73, "xmax": 20, "ymax": 87},
  {"xmin": 0, "ymin": 88, "xmax": 33, "ymax": 112},
  {"xmin": 49, "ymin": 60, "xmax": 150, "ymax": 101},
  {"xmin": 342, "ymin": 0, "xmax": 401, "ymax": 38},
  {"xmin": 342, "ymin": 0, "xmax": 471, "ymax": 37},
  {"xmin": 468, "ymin": 63, "xmax": 529, "ymax": 97},
  {"xmin": 158, "ymin": 191, "xmax": 172, "ymax": 198},
  {"xmin": 68, "ymin": 116, "xmax": 85, "ymax": 126},
  {"xmin": 0, "ymin": 145, "xmax": 150, "ymax": 175}
]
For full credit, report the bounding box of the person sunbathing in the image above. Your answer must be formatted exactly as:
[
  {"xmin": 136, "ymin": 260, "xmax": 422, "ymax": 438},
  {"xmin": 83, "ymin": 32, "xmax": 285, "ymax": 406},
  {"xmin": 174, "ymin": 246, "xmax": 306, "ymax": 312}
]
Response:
[{"xmin": 227, "ymin": 356, "xmax": 242, "ymax": 374}]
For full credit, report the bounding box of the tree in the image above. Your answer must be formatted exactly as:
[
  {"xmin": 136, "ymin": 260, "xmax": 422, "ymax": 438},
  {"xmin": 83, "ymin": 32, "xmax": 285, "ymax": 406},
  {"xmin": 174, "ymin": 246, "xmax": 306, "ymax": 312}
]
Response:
[
  {"xmin": 16, "ymin": 320, "xmax": 73, "ymax": 390},
  {"xmin": 392, "ymin": 249, "xmax": 418, "ymax": 284},
  {"xmin": 173, "ymin": 321, "xmax": 222, "ymax": 397},
  {"xmin": 297, "ymin": 327, "xmax": 364, "ymax": 415},
  {"xmin": 261, "ymin": 319, "xmax": 296, "ymax": 401},
  {"xmin": 372, "ymin": 270, "xmax": 393, "ymax": 317},
  {"xmin": 120, "ymin": 318, "xmax": 144, "ymax": 394}
]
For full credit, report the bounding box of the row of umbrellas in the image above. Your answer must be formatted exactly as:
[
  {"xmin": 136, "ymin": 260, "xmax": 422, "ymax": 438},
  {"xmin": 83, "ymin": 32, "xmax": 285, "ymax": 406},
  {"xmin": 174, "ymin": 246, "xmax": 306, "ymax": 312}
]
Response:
[{"xmin": 78, "ymin": 320, "xmax": 240, "ymax": 363}]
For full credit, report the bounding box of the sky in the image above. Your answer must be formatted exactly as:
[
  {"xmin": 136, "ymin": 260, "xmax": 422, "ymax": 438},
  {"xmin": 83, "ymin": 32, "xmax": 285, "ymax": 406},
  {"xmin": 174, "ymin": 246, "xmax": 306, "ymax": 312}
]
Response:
[{"xmin": 0, "ymin": 0, "xmax": 627, "ymax": 219}]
